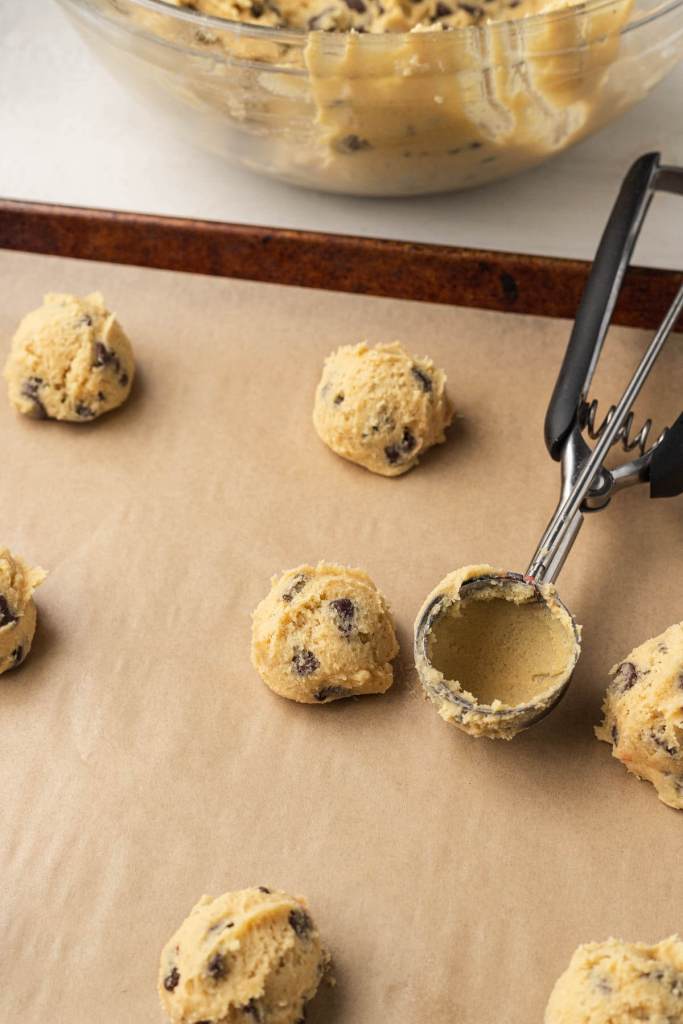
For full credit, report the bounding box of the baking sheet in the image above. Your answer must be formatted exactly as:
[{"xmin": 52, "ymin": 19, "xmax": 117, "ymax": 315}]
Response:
[{"xmin": 0, "ymin": 248, "xmax": 681, "ymax": 1024}]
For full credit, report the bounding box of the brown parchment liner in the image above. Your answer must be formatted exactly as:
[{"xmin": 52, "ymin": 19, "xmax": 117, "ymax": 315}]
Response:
[{"xmin": 0, "ymin": 249, "xmax": 681, "ymax": 1024}]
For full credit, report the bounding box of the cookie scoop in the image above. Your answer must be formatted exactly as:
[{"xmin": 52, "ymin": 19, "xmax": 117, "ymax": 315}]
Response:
[{"xmin": 416, "ymin": 154, "xmax": 683, "ymax": 739}]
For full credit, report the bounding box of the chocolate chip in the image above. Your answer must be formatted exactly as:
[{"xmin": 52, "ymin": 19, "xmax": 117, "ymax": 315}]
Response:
[
  {"xmin": 75, "ymin": 402, "xmax": 95, "ymax": 419},
  {"xmin": 315, "ymin": 685, "xmax": 349, "ymax": 702},
  {"xmin": 614, "ymin": 661, "xmax": 638, "ymax": 693},
  {"xmin": 119, "ymin": 372, "xmax": 129, "ymax": 387},
  {"xmin": 242, "ymin": 999, "xmax": 263, "ymax": 1020},
  {"xmin": 611, "ymin": 722, "xmax": 618, "ymax": 745},
  {"xmin": 21, "ymin": 377, "xmax": 49, "ymax": 419},
  {"xmin": 11, "ymin": 646, "xmax": 23, "ymax": 664},
  {"xmin": 282, "ymin": 574, "xmax": 308, "ymax": 603},
  {"xmin": 385, "ymin": 444, "xmax": 401, "ymax": 465},
  {"xmin": 411, "ymin": 366, "xmax": 432, "ymax": 392},
  {"xmin": 251, "ymin": 1, "xmax": 264, "ymax": 14},
  {"xmin": 651, "ymin": 729, "xmax": 678, "ymax": 756},
  {"xmin": 80, "ymin": 314, "xmax": 93, "ymax": 327},
  {"xmin": 401, "ymin": 427, "xmax": 417, "ymax": 453},
  {"xmin": 207, "ymin": 954, "xmax": 227, "ymax": 980},
  {"xmin": 163, "ymin": 967, "xmax": 180, "ymax": 992},
  {"xmin": 93, "ymin": 341, "xmax": 121, "ymax": 374},
  {"xmin": 337, "ymin": 134, "xmax": 372, "ymax": 153},
  {"xmin": 0, "ymin": 595, "xmax": 17, "ymax": 628},
  {"xmin": 22, "ymin": 376, "xmax": 43, "ymax": 397},
  {"xmin": 292, "ymin": 648, "xmax": 320, "ymax": 676},
  {"xmin": 258, "ymin": 886, "xmax": 271, "ymax": 893},
  {"xmin": 289, "ymin": 908, "xmax": 312, "ymax": 938},
  {"xmin": 329, "ymin": 597, "xmax": 355, "ymax": 637},
  {"xmin": 344, "ymin": 0, "xmax": 367, "ymax": 10},
  {"xmin": 333, "ymin": 392, "xmax": 344, "ymax": 405},
  {"xmin": 435, "ymin": 1, "xmax": 453, "ymax": 14}
]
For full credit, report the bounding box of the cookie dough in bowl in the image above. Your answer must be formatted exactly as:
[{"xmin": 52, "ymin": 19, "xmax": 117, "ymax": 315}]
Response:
[
  {"xmin": 251, "ymin": 562, "xmax": 399, "ymax": 702},
  {"xmin": 544, "ymin": 936, "xmax": 683, "ymax": 1023},
  {"xmin": 0, "ymin": 547, "xmax": 47, "ymax": 676},
  {"xmin": 313, "ymin": 342, "xmax": 453, "ymax": 476},
  {"xmin": 4, "ymin": 292, "xmax": 134, "ymax": 422},
  {"xmin": 159, "ymin": 887, "xmax": 330, "ymax": 1024},
  {"xmin": 595, "ymin": 621, "xmax": 683, "ymax": 810},
  {"xmin": 64, "ymin": 0, "xmax": 655, "ymax": 198},
  {"xmin": 414, "ymin": 564, "xmax": 580, "ymax": 739}
]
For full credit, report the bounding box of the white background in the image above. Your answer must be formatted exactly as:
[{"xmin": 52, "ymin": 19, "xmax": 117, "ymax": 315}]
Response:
[{"xmin": 1, "ymin": 1, "xmax": 682, "ymax": 267}]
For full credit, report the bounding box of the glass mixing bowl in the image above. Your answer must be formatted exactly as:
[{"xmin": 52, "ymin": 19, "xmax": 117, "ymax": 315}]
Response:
[{"xmin": 57, "ymin": 0, "xmax": 683, "ymax": 195}]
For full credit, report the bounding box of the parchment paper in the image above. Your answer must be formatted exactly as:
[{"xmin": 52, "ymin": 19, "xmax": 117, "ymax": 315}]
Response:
[{"xmin": 1, "ymin": 249, "xmax": 681, "ymax": 1024}]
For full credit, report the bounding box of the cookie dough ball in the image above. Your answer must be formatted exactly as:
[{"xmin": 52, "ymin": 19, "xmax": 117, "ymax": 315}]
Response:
[
  {"xmin": 313, "ymin": 342, "xmax": 453, "ymax": 477},
  {"xmin": 0, "ymin": 547, "xmax": 46, "ymax": 676},
  {"xmin": 4, "ymin": 292, "xmax": 134, "ymax": 422},
  {"xmin": 595, "ymin": 622, "xmax": 683, "ymax": 810},
  {"xmin": 159, "ymin": 887, "xmax": 329, "ymax": 1024},
  {"xmin": 251, "ymin": 563, "xmax": 399, "ymax": 703},
  {"xmin": 545, "ymin": 936, "xmax": 683, "ymax": 1023}
]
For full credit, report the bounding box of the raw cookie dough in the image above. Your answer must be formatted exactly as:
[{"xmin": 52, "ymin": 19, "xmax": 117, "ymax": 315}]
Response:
[
  {"xmin": 165, "ymin": 0, "xmax": 596, "ymax": 31},
  {"xmin": 0, "ymin": 547, "xmax": 46, "ymax": 676},
  {"xmin": 414, "ymin": 564, "xmax": 580, "ymax": 739},
  {"xmin": 251, "ymin": 562, "xmax": 399, "ymax": 702},
  {"xmin": 313, "ymin": 342, "xmax": 452, "ymax": 476},
  {"xmin": 159, "ymin": 887, "xmax": 330, "ymax": 1024},
  {"xmin": 545, "ymin": 936, "xmax": 683, "ymax": 1024},
  {"xmin": 4, "ymin": 292, "xmax": 135, "ymax": 422},
  {"xmin": 595, "ymin": 621, "xmax": 683, "ymax": 811},
  {"xmin": 128, "ymin": 0, "xmax": 634, "ymax": 197}
]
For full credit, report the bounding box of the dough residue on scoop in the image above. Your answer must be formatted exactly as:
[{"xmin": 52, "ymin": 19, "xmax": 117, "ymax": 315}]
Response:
[
  {"xmin": 544, "ymin": 935, "xmax": 683, "ymax": 1024},
  {"xmin": 4, "ymin": 292, "xmax": 135, "ymax": 422},
  {"xmin": 0, "ymin": 547, "xmax": 47, "ymax": 676},
  {"xmin": 414, "ymin": 563, "xmax": 580, "ymax": 739},
  {"xmin": 595, "ymin": 620, "xmax": 683, "ymax": 810},
  {"xmin": 158, "ymin": 887, "xmax": 330, "ymax": 1024}
]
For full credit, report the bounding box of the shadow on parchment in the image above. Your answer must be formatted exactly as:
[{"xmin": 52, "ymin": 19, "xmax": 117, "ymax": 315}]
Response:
[{"xmin": 307, "ymin": 959, "xmax": 347, "ymax": 1024}]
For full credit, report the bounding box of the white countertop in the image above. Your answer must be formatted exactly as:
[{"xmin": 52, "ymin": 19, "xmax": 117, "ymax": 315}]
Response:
[{"xmin": 2, "ymin": 2, "xmax": 682, "ymax": 269}]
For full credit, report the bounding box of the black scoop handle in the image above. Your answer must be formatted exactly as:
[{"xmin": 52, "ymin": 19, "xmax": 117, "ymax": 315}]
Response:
[
  {"xmin": 544, "ymin": 153, "xmax": 662, "ymax": 460},
  {"xmin": 650, "ymin": 414, "xmax": 683, "ymax": 498}
]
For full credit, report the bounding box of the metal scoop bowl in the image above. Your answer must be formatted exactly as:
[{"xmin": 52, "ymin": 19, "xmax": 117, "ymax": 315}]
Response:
[
  {"xmin": 414, "ymin": 569, "xmax": 581, "ymax": 740},
  {"xmin": 414, "ymin": 153, "xmax": 683, "ymax": 740}
]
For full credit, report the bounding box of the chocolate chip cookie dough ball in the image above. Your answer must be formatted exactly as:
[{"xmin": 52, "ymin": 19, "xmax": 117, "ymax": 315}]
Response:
[
  {"xmin": 0, "ymin": 547, "xmax": 46, "ymax": 676},
  {"xmin": 313, "ymin": 342, "xmax": 453, "ymax": 477},
  {"xmin": 159, "ymin": 887, "xmax": 330, "ymax": 1024},
  {"xmin": 595, "ymin": 622, "xmax": 683, "ymax": 810},
  {"xmin": 251, "ymin": 563, "xmax": 399, "ymax": 703},
  {"xmin": 545, "ymin": 936, "xmax": 683, "ymax": 1024},
  {"xmin": 4, "ymin": 292, "xmax": 134, "ymax": 422}
]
